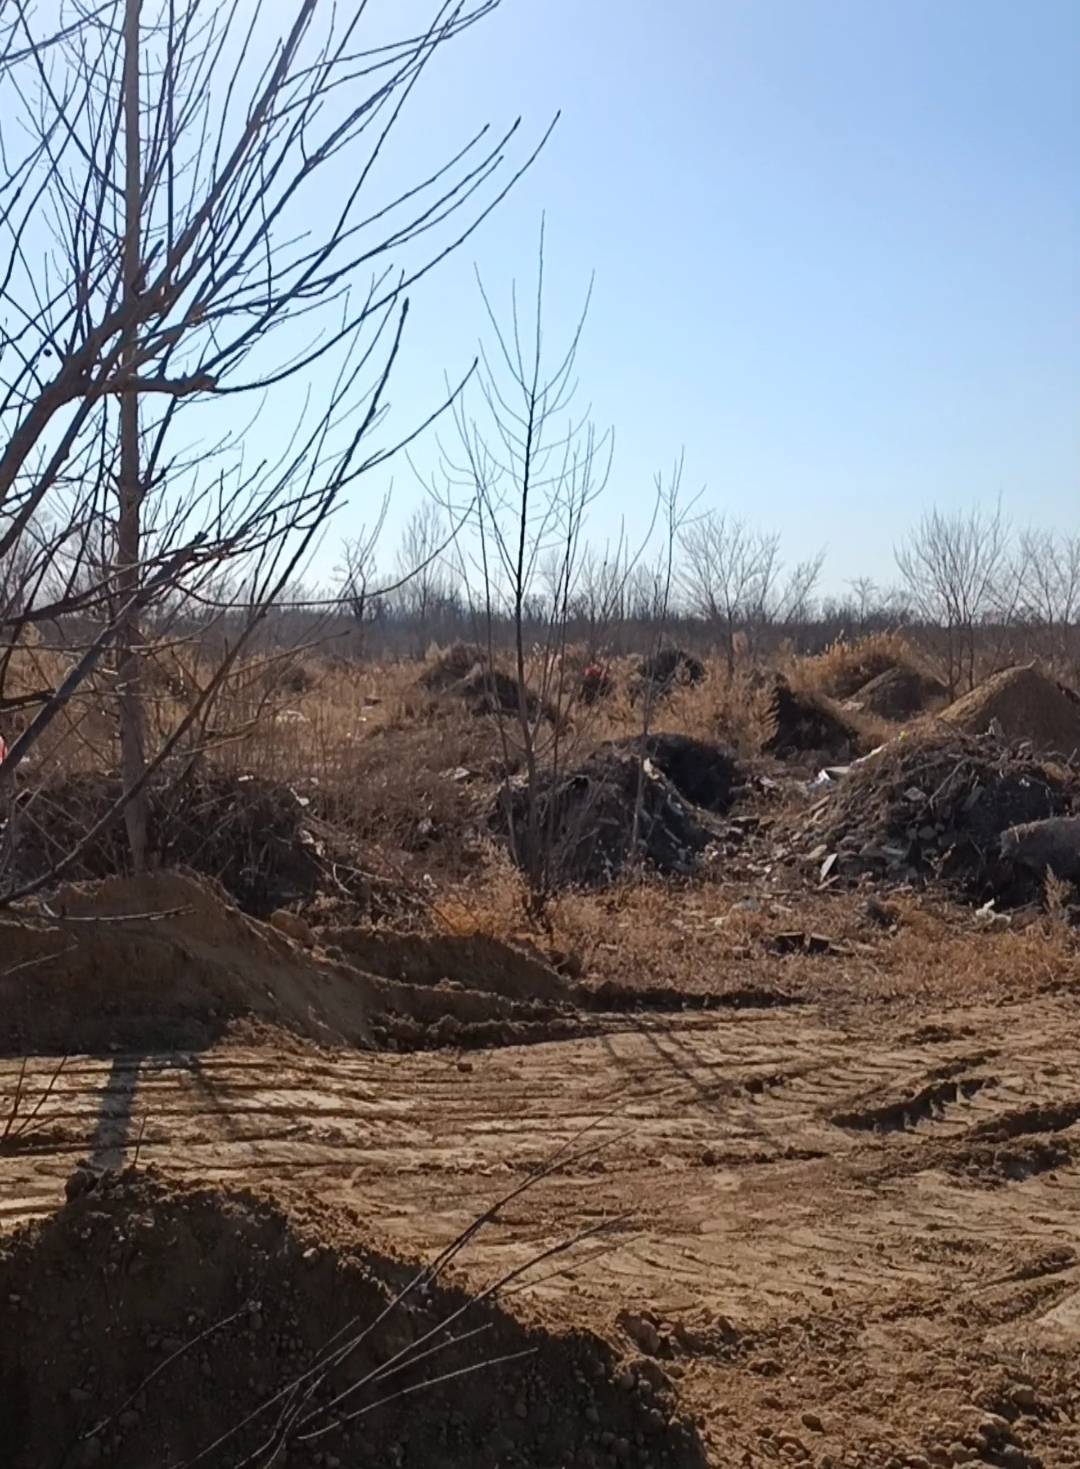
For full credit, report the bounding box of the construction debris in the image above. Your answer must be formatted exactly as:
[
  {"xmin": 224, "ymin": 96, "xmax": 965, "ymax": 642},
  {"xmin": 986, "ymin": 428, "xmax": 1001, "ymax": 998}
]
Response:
[
  {"xmin": 801, "ymin": 733, "xmax": 1079, "ymax": 900},
  {"xmin": 9, "ymin": 768, "xmax": 420, "ymax": 921},
  {"xmin": 1000, "ymin": 816, "xmax": 1080, "ymax": 883}
]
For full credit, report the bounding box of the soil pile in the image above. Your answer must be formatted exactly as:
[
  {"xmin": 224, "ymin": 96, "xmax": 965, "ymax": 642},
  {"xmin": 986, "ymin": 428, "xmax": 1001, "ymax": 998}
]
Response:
[
  {"xmin": 419, "ymin": 644, "xmax": 558, "ymax": 725},
  {"xmin": 806, "ymin": 733, "xmax": 1079, "ymax": 899},
  {"xmin": 632, "ymin": 647, "xmax": 705, "ymax": 700},
  {"xmin": 10, "ymin": 768, "xmax": 409, "ymax": 920},
  {"xmin": 319, "ymin": 928, "xmax": 572, "ymax": 1005},
  {"xmin": 578, "ymin": 662, "xmax": 614, "ymax": 704},
  {"xmin": 763, "ymin": 676, "xmax": 863, "ymax": 760},
  {"xmin": 494, "ymin": 748, "xmax": 720, "ymax": 887},
  {"xmin": 849, "ymin": 664, "xmax": 947, "ymax": 719},
  {"xmin": 0, "ymin": 873, "xmax": 581, "ymax": 1056},
  {"xmin": 941, "ymin": 664, "xmax": 1080, "ymax": 755},
  {"xmin": 601, "ymin": 733, "xmax": 741, "ymax": 814},
  {"xmin": 0, "ymin": 1170, "xmax": 705, "ymax": 1469}
]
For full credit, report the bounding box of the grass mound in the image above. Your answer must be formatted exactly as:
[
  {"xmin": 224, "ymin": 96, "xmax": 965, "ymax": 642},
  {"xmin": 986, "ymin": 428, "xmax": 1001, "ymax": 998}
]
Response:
[
  {"xmin": 419, "ymin": 643, "xmax": 559, "ymax": 724},
  {"xmin": 804, "ymin": 632, "xmax": 915, "ymax": 699}
]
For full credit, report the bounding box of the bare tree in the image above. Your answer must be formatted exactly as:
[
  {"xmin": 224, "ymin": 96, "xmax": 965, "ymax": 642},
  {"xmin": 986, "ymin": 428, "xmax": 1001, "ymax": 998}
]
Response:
[
  {"xmin": 393, "ymin": 501, "xmax": 458, "ymax": 654},
  {"xmin": 895, "ymin": 503, "xmax": 1011, "ymax": 695},
  {"xmin": 0, "ymin": 0, "xmax": 548, "ymax": 891},
  {"xmin": 339, "ymin": 493, "xmax": 391, "ymax": 646},
  {"xmin": 679, "ymin": 512, "xmax": 781, "ymax": 674},
  {"xmin": 436, "ymin": 224, "xmax": 615, "ymax": 907},
  {"xmin": 1016, "ymin": 528, "xmax": 1080, "ymax": 668}
]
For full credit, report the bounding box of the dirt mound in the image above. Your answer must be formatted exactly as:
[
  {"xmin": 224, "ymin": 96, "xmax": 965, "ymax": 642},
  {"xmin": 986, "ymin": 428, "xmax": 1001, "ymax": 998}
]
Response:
[
  {"xmin": 762, "ymin": 675, "xmax": 864, "ymax": 760},
  {"xmin": 632, "ymin": 647, "xmax": 705, "ymax": 700},
  {"xmin": 0, "ymin": 1170, "xmax": 705, "ymax": 1469},
  {"xmin": 10, "ymin": 768, "xmax": 413, "ymax": 921},
  {"xmin": 419, "ymin": 644, "xmax": 558, "ymax": 725},
  {"xmin": 602, "ymin": 733, "xmax": 741, "ymax": 813},
  {"xmin": 806, "ymin": 733, "xmax": 1079, "ymax": 899},
  {"xmin": 941, "ymin": 663, "xmax": 1080, "ymax": 755},
  {"xmin": 0, "ymin": 873, "xmax": 580, "ymax": 1056},
  {"xmin": 494, "ymin": 748, "xmax": 719, "ymax": 888},
  {"xmin": 319, "ymin": 928, "xmax": 572, "ymax": 1004},
  {"xmin": 849, "ymin": 664, "xmax": 948, "ymax": 719},
  {"xmin": 578, "ymin": 661, "xmax": 614, "ymax": 703}
]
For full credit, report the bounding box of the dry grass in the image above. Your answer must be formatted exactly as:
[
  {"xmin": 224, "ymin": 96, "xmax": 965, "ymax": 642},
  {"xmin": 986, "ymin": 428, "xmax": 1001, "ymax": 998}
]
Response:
[
  {"xmin": 799, "ymin": 631, "xmax": 924, "ymax": 699},
  {"xmin": 536, "ymin": 872, "xmax": 1080, "ymax": 1011},
  {"xmin": 8, "ymin": 633, "xmax": 1080, "ymax": 1024}
]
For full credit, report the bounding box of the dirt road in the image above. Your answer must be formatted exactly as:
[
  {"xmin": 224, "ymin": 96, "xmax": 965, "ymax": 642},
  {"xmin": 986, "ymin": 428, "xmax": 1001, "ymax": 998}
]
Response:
[{"xmin": 5, "ymin": 988, "xmax": 1080, "ymax": 1467}]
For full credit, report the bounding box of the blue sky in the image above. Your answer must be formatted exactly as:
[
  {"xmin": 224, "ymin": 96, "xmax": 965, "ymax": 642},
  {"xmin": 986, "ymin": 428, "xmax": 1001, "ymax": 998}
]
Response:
[{"xmin": 280, "ymin": 1, "xmax": 1080, "ymax": 591}]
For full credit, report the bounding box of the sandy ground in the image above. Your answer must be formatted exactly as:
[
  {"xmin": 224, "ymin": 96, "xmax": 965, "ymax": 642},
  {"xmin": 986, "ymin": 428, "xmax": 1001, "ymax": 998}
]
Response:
[{"xmin": 5, "ymin": 981, "xmax": 1080, "ymax": 1468}]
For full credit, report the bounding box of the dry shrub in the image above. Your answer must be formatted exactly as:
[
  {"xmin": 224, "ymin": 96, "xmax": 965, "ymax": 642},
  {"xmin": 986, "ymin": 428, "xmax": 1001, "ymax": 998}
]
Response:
[{"xmin": 801, "ymin": 632, "xmax": 921, "ymax": 699}]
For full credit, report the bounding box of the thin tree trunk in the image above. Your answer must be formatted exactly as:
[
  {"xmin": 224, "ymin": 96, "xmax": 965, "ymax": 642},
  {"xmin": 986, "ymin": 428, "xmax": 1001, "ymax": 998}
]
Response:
[{"xmin": 118, "ymin": 0, "xmax": 148, "ymax": 871}]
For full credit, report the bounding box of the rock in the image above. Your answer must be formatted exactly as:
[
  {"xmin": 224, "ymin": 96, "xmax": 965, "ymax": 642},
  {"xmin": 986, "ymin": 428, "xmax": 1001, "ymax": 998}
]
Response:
[
  {"xmin": 65, "ymin": 1168, "xmax": 98, "ymax": 1202},
  {"xmin": 802, "ymin": 1411, "xmax": 825, "ymax": 1433},
  {"xmin": 268, "ymin": 910, "xmax": 314, "ymax": 947},
  {"xmin": 619, "ymin": 1311, "xmax": 663, "ymax": 1356},
  {"xmin": 1009, "ymin": 1385, "xmax": 1038, "ymax": 1411}
]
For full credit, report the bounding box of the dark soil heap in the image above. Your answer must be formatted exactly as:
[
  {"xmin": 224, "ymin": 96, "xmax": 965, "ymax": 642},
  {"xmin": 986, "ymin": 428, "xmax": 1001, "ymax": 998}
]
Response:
[
  {"xmin": 601, "ymin": 733, "xmax": 741, "ymax": 814},
  {"xmin": 632, "ymin": 647, "xmax": 706, "ymax": 700},
  {"xmin": 849, "ymin": 664, "xmax": 948, "ymax": 720},
  {"xmin": 419, "ymin": 644, "xmax": 558, "ymax": 725},
  {"xmin": 0, "ymin": 1170, "xmax": 705, "ymax": 1469},
  {"xmin": 495, "ymin": 746, "xmax": 722, "ymax": 888},
  {"xmin": 940, "ymin": 664, "xmax": 1080, "ymax": 756},
  {"xmin": 807, "ymin": 733, "xmax": 1079, "ymax": 900},
  {"xmin": 10, "ymin": 768, "xmax": 410, "ymax": 920},
  {"xmin": 763, "ymin": 676, "xmax": 864, "ymax": 760}
]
